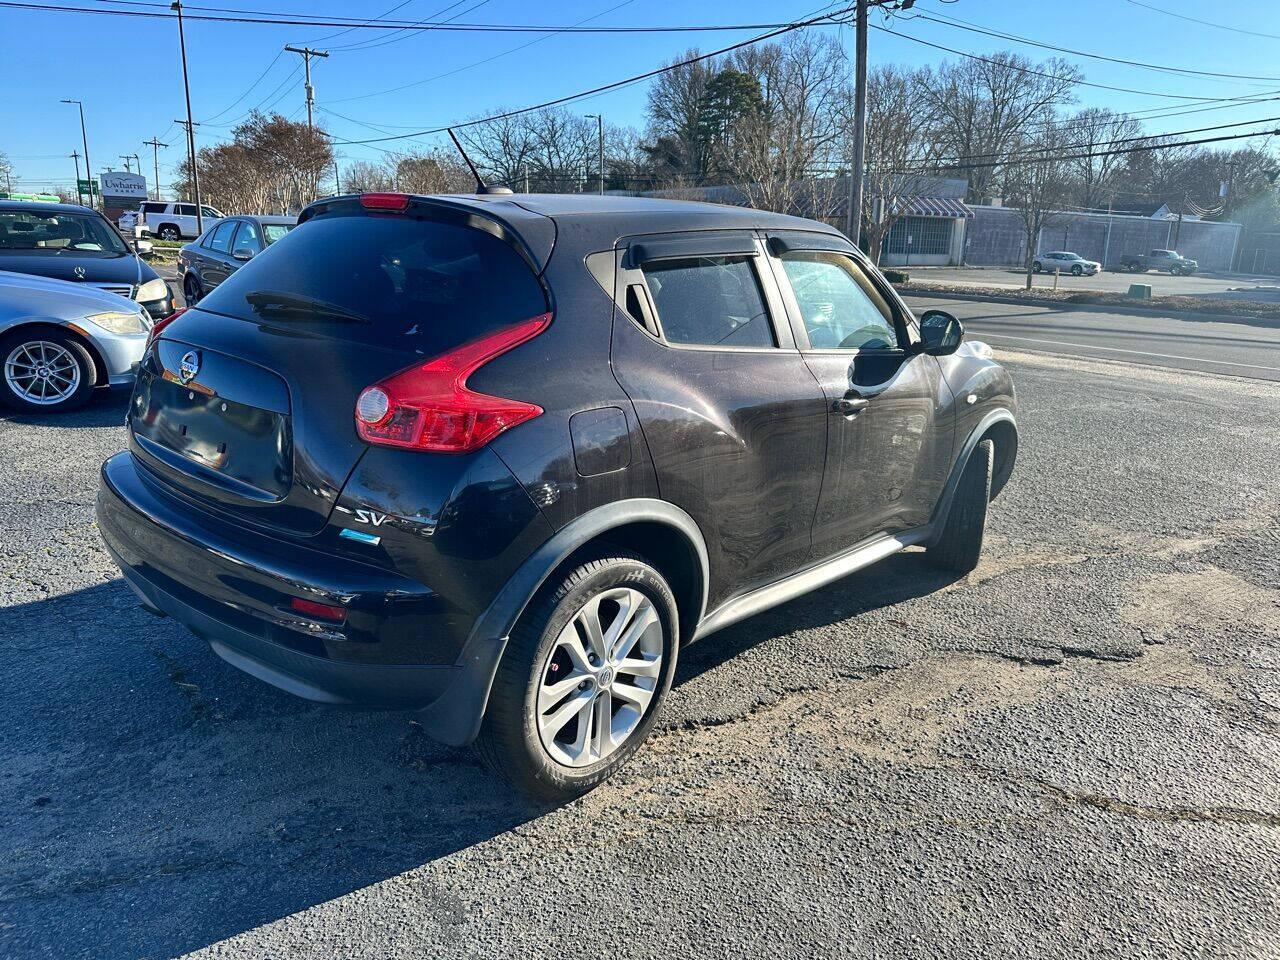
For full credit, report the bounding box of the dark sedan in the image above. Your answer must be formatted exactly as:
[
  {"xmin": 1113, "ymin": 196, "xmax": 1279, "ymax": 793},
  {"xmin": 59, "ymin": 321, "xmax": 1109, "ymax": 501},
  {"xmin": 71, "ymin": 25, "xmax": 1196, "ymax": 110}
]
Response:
[
  {"xmin": 177, "ymin": 215, "xmax": 296, "ymax": 304},
  {"xmin": 0, "ymin": 200, "xmax": 176, "ymax": 319}
]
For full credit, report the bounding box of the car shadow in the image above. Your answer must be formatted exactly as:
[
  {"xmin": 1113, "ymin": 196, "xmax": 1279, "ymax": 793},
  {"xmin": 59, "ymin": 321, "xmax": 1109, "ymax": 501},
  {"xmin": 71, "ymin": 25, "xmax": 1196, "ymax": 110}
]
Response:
[
  {"xmin": 1, "ymin": 553, "xmax": 957, "ymax": 959},
  {"xmin": 0, "ymin": 386, "xmax": 130, "ymax": 429}
]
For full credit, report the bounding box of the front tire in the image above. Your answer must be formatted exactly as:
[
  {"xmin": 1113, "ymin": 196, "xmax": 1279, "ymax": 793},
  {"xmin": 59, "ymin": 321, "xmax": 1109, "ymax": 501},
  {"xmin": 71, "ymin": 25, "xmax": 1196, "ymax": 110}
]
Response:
[
  {"xmin": 1071, "ymin": 264, "xmax": 1083, "ymax": 276},
  {"xmin": 183, "ymin": 273, "xmax": 202, "ymax": 305},
  {"xmin": 928, "ymin": 439, "xmax": 993, "ymax": 574},
  {"xmin": 0, "ymin": 330, "xmax": 97, "ymax": 414},
  {"xmin": 474, "ymin": 552, "xmax": 679, "ymax": 802}
]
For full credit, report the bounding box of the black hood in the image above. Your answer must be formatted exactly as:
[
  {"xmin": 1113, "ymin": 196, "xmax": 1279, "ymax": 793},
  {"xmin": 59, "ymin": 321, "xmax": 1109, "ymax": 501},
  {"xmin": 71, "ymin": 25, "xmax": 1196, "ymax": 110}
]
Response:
[{"xmin": 0, "ymin": 252, "xmax": 155, "ymax": 287}]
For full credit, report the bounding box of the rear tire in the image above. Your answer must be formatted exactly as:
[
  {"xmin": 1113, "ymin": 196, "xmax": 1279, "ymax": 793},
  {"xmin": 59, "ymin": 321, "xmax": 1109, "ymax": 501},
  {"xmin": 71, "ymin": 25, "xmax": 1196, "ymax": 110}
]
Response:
[
  {"xmin": 1031, "ymin": 262, "xmax": 1042, "ymax": 274},
  {"xmin": 928, "ymin": 439, "xmax": 993, "ymax": 574},
  {"xmin": 183, "ymin": 273, "xmax": 202, "ymax": 305},
  {"xmin": 158, "ymin": 225, "xmax": 180, "ymax": 241},
  {"xmin": 474, "ymin": 551, "xmax": 679, "ymax": 802},
  {"xmin": 0, "ymin": 329, "xmax": 97, "ymax": 414}
]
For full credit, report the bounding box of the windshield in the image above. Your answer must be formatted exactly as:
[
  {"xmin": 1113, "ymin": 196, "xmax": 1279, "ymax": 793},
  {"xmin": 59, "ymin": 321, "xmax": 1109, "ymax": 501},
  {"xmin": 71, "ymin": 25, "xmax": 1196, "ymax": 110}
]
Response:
[
  {"xmin": 0, "ymin": 209, "xmax": 129, "ymax": 257},
  {"xmin": 262, "ymin": 223, "xmax": 293, "ymax": 245}
]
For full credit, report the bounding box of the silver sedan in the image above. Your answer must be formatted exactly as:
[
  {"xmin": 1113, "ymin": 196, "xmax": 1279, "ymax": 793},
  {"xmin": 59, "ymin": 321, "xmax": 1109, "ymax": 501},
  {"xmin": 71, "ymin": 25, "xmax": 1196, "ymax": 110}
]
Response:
[{"xmin": 0, "ymin": 270, "xmax": 153, "ymax": 413}]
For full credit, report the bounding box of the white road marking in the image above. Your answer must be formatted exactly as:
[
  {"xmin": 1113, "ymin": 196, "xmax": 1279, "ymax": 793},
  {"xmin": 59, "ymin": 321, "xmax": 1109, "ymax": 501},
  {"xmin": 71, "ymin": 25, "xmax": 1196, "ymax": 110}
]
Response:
[{"xmin": 967, "ymin": 331, "xmax": 1280, "ymax": 372}]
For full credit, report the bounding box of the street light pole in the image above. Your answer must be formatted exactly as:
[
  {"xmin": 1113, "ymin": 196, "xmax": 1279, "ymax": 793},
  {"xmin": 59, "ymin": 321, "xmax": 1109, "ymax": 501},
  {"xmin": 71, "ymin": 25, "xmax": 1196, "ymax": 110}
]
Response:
[
  {"xmin": 143, "ymin": 138, "xmax": 168, "ymax": 200},
  {"xmin": 172, "ymin": 1, "xmax": 204, "ymax": 235},
  {"xmin": 70, "ymin": 151, "xmax": 82, "ymax": 205},
  {"xmin": 60, "ymin": 99, "xmax": 94, "ymax": 210},
  {"xmin": 584, "ymin": 114, "xmax": 604, "ymax": 195}
]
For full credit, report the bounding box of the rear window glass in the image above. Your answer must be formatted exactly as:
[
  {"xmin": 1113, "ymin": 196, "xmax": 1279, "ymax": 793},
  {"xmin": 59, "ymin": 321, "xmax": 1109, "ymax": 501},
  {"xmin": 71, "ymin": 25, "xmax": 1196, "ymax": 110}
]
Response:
[
  {"xmin": 195, "ymin": 212, "xmax": 547, "ymax": 355},
  {"xmin": 642, "ymin": 255, "xmax": 774, "ymax": 348}
]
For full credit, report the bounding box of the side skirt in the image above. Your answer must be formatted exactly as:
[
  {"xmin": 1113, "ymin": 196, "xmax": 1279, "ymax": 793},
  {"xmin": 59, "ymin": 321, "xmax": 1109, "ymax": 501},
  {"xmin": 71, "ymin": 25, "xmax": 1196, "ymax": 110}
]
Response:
[{"xmin": 691, "ymin": 525, "xmax": 933, "ymax": 642}]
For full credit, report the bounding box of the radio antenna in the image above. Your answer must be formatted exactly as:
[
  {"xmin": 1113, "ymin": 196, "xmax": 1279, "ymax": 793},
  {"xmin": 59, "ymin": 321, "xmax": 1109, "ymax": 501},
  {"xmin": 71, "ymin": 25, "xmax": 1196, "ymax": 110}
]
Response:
[{"xmin": 447, "ymin": 128, "xmax": 510, "ymax": 195}]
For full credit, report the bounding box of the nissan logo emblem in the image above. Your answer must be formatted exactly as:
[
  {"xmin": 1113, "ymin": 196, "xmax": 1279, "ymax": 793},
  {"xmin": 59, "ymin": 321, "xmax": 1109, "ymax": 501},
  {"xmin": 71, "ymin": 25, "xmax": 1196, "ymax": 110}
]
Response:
[{"xmin": 178, "ymin": 351, "xmax": 201, "ymax": 384}]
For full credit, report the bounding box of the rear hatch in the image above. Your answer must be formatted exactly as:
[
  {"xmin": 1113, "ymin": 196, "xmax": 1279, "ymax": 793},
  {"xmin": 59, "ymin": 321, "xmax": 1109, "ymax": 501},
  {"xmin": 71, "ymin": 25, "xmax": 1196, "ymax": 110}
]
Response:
[{"xmin": 128, "ymin": 197, "xmax": 551, "ymax": 537}]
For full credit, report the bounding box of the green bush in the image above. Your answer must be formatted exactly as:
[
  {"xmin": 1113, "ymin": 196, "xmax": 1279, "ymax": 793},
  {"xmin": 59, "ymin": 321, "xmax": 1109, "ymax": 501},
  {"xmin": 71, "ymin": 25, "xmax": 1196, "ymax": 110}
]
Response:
[{"xmin": 882, "ymin": 269, "xmax": 910, "ymax": 284}]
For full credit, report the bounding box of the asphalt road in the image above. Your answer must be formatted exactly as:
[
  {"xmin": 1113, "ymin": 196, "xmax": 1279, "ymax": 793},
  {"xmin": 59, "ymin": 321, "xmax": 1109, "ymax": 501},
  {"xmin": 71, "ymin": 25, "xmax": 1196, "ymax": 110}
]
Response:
[
  {"xmin": 3, "ymin": 348, "xmax": 1280, "ymax": 959},
  {"xmin": 905, "ymin": 295, "xmax": 1280, "ymax": 382},
  {"xmin": 911, "ymin": 265, "xmax": 1280, "ymax": 300}
]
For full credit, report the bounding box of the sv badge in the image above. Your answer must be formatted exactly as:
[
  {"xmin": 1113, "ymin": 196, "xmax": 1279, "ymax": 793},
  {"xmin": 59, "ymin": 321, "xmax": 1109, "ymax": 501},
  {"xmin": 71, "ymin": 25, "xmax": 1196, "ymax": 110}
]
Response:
[{"xmin": 355, "ymin": 509, "xmax": 388, "ymax": 526}]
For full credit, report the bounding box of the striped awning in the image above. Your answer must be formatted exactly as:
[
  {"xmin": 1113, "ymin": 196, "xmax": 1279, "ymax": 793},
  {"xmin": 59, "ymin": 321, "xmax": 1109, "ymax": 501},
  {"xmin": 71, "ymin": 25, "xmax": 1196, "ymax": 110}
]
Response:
[{"xmin": 892, "ymin": 196, "xmax": 974, "ymax": 218}]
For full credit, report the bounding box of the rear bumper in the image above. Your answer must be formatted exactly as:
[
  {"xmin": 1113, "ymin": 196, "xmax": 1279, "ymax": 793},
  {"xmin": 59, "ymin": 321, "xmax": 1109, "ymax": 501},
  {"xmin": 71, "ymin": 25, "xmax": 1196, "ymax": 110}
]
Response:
[{"xmin": 96, "ymin": 451, "xmax": 506, "ymax": 745}]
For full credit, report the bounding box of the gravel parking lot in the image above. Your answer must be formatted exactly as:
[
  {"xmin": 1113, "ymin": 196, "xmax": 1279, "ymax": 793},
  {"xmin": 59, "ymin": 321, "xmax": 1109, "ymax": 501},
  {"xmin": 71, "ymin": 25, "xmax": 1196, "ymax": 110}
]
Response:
[{"xmin": 2, "ymin": 348, "xmax": 1279, "ymax": 959}]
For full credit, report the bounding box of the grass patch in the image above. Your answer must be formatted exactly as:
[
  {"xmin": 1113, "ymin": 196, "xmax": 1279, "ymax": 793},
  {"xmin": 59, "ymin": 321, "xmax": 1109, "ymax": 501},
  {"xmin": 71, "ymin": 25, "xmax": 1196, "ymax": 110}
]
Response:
[{"xmin": 897, "ymin": 280, "xmax": 1280, "ymax": 321}]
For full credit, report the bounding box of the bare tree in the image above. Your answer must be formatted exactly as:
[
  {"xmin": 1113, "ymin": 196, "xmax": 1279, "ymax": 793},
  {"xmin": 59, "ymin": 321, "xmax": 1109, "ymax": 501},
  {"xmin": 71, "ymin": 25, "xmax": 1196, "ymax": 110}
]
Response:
[
  {"xmin": 341, "ymin": 159, "xmax": 394, "ymax": 193},
  {"xmin": 0, "ymin": 150, "xmax": 14, "ymax": 193},
  {"xmin": 1001, "ymin": 130, "xmax": 1071, "ymax": 289},
  {"xmin": 1060, "ymin": 107, "xmax": 1143, "ymax": 209},
  {"xmin": 922, "ymin": 52, "xmax": 1081, "ymax": 203},
  {"xmin": 644, "ymin": 49, "xmax": 717, "ymax": 183},
  {"xmin": 858, "ymin": 64, "xmax": 939, "ymax": 262},
  {"xmin": 732, "ymin": 33, "xmax": 849, "ymax": 216}
]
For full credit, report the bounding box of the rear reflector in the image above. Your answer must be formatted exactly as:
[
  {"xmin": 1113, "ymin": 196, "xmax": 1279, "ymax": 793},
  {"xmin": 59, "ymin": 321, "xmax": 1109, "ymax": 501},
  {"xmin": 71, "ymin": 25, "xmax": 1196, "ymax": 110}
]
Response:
[
  {"xmin": 359, "ymin": 192, "xmax": 411, "ymax": 211},
  {"xmin": 289, "ymin": 596, "xmax": 347, "ymax": 622},
  {"xmin": 355, "ymin": 314, "xmax": 551, "ymax": 453}
]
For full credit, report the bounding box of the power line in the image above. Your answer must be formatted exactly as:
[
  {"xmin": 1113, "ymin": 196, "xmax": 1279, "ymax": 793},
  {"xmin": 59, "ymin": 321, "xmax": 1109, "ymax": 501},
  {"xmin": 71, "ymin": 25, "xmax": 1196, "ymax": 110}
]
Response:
[
  {"xmin": 1121, "ymin": 0, "xmax": 1280, "ymax": 42},
  {"xmin": 327, "ymin": 0, "xmax": 492, "ymax": 53},
  {"xmin": 326, "ymin": 0, "xmax": 641, "ymax": 106},
  {"xmin": 329, "ymin": 5, "xmax": 856, "ymax": 146},
  {"xmin": 0, "ymin": 1, "xmax": 855, "ymax": 33},
  {"xmin": 199, "ymin": 48, "xmax": 285, "ymax": 123},
  {"xmin": 910, "ymin": 8, "xmax": 1280, "ymax": 84}
]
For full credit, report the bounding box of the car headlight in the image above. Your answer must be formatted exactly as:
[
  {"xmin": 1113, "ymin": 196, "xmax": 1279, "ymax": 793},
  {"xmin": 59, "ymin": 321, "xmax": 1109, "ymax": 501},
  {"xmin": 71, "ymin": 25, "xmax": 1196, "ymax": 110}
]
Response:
[
  {"xmin": 85, "ymin": 310, "xmax": 148, "ymax": 335},
  {"xmin": 135, "ymin": 278, "xmax": 169, "ymax": 302}
]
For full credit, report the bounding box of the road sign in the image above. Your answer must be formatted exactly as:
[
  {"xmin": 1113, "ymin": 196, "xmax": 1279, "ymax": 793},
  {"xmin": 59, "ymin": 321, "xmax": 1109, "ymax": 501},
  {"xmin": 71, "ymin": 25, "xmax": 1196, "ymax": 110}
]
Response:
[
  {"xmin": 99, "ymin": 171, "xmax": 146, "ymax": 199},
  {"xmin": 77, "ymin": 179, "xmax": 100, "ymax": 195}
]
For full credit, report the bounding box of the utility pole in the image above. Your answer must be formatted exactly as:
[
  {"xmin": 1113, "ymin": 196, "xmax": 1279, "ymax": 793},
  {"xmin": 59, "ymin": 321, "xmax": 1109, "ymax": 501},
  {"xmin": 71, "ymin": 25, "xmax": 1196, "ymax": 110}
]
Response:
[
  {"xmin": 333, "ymin": 156, "xmax": 341, "ymax": 196},
  {"xmin": 60, "ymin": 99, "xmax": 94, "ymax": 210},
  {"xmin": 284, "ymin": 45, "xmax": 329, "ymax": 129},
  {"xmin": 845, "ymin": 0, "xmax": 868, "ymax": 245},
  {"xmin": 119, "ymin": 155, "xmax": 135, "ymax": 173},
  {"xmin": 584, "ymin": 113, "xmax": 604, "ymax": 195},
  {"xmin": 172, "ymin": 1, "xmax": 204, "ymax": 234},
  {"xmin": 143, "ymin": 137, "xmax": 168, "ymax": 200},
  {"xmin": 70, "ymin": 151, "xmax": 82, "ymax": 205},
  {"xmin": 844, "ymin": 0, "xmax": 914, "ymax": 248}
]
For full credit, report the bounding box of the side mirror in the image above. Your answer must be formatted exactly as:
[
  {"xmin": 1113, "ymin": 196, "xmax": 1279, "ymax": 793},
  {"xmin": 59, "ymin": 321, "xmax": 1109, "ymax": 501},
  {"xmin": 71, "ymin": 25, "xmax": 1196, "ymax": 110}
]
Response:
[
  {"xmin": 232, "ymin": 247, "xmax": 255, "ymax": 262},
  {"xmin": 918, "ymin": 310, "xmax": 964, "ymax": 356},
  {"xmin": 134, "ymin": 238, "xmax": 153, "ymax": 255}
]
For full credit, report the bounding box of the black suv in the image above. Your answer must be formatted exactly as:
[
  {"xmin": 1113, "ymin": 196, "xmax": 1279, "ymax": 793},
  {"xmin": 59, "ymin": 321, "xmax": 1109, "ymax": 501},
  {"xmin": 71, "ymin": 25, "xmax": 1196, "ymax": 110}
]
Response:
[{"xmin": 97, "ymin": 192, "xmax": 1017, "ymax": 799}]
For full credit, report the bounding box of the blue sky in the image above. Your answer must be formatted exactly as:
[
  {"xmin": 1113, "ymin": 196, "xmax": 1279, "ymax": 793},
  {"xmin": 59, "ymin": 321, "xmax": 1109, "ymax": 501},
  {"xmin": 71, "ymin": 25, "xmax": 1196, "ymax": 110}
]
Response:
[{"xmin": 3, "ymin": 0, "xmax": 1279, "ymax": 195}]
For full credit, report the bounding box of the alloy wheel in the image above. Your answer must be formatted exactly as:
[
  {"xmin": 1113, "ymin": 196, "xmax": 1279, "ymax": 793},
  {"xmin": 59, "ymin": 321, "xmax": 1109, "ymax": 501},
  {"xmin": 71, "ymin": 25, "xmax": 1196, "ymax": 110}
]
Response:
[
  {"xmin": 535, "ymin": 587, "xmax": 664, "ymax": 768},
  {"xmin": 4, "ymin": 340, "xmax": 81, "ymax": 405}
]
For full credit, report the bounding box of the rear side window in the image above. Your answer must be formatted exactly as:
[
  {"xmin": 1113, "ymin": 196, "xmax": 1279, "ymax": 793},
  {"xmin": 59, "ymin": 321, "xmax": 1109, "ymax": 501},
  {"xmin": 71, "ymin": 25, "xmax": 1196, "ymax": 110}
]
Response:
[
  {"xmin": 641, "ymin": 256, "xmax": 774, "ymax": 348},
  {"xmin": 208, "ymin": 220, "xmax": 236, "ymax": 253},
  {"xmin": 195, "ymin": 212, "xmax": 548, "ymax": 355},
  {"xmin": 176, "ymin": 204, "xmax": 196, "ymax": 217}
]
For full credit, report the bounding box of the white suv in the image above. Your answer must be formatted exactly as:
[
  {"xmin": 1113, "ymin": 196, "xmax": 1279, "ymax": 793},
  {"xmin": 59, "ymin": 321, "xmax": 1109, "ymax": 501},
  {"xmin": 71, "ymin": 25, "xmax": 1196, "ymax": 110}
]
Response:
[{"xmin": 122, "ymin": 201, "xmax": 224, "ymax": 241}]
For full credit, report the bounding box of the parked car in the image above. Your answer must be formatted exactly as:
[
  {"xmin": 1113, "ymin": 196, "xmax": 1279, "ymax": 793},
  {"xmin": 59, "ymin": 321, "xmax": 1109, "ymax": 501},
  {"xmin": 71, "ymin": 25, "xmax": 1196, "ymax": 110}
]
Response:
[
  {"xmin": 0, "ymin": 270, "xmax": 151, "ymax": 412},
  {"xmin": 0, "ymin": 200, "xmax": 176, "ymax": 320},
  {"xmin": 1032, "ymin": 251, "xmax": 1100, "ymax": 276},
  {"xmin": 96, "ymin": 192, "xmax": 1018, "ymax": 799},
  {"xmin": 123, "ymin": 200, "xmax": 224, "ymax": 241},
  {"xmin": 1116, "ymin": 249, "xmax": 1198, "ymax": 275},
  {"xmin": 177, "ymin": 215, "xmax": 297, "ymax": 304}
]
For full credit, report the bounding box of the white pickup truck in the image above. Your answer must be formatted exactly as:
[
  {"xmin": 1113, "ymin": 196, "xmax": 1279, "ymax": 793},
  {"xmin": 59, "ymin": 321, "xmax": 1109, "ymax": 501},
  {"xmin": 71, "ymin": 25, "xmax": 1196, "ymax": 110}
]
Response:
[{"xmin": 118, "ymin": 201, "xmax": 224, "ymax": 241}]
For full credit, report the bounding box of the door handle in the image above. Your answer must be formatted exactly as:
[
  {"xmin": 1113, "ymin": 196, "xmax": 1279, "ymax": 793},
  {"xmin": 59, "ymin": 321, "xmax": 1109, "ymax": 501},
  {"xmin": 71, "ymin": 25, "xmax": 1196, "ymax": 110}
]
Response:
[{"xmin": 832, "ymin": 395, "xmax": 870, "ymax": 418}]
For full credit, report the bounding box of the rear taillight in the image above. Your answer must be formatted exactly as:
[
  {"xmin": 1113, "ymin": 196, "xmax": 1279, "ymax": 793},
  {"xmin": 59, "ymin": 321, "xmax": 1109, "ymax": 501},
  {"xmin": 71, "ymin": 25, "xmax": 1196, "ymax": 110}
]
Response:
[
  {"xmin": 355, "ymin": 314, "xmax": 551, "ymax": 453},
  {"xmin": 359, "ymin": 192, "xmax": 411, "ymax": 211},
  {"xmin": 146, "ymin": 306, "xmax": 186, "ymax": 347}
]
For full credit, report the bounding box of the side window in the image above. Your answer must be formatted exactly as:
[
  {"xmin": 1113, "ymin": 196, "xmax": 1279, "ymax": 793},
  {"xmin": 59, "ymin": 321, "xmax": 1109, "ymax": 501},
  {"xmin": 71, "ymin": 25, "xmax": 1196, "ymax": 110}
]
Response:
[
  {"xmin": 640, "ymin": 256, "xmax": 775, "ymax": 348},
  {"xmin": 175, "ymin": 204, "xmax": 197, "ymax": 217},
  {"xmin": 779, "ymin": 252, "xmax": 900, "ymax": 351},
  {"xmin": 208, "ymin": 220, "xmax": 236, "ymax": 253},
  {"xmin": 233, "ymin": 219, "xmax": 262, "ymax": 252}
]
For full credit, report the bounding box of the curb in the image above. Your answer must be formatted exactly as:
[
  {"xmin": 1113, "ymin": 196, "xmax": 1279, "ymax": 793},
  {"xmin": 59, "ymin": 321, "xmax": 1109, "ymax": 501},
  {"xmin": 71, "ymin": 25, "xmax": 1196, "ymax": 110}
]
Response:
[{"xmin": 894, "ymin": 286, "xmax": 1280, "ymax": 328}]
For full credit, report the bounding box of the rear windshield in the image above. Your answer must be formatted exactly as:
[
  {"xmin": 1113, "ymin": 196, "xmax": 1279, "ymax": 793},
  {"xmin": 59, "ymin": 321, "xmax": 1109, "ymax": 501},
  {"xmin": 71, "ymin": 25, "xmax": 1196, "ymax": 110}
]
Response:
[{"xmin": 195, "ymin": 212, "xmax": 547, "ymax": 355}]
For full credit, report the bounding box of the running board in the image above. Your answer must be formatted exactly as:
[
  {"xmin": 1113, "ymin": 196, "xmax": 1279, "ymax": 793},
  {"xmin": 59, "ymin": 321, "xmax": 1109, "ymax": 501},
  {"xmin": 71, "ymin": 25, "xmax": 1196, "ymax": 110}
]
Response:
[{"xmin": 691, "ymin": 526, "xmax": 932, "ymax": 642}]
